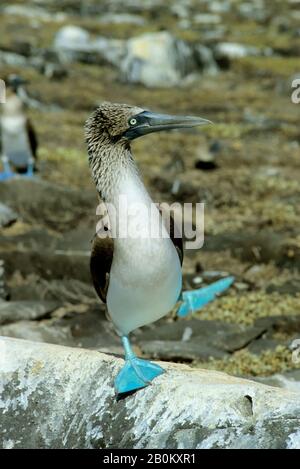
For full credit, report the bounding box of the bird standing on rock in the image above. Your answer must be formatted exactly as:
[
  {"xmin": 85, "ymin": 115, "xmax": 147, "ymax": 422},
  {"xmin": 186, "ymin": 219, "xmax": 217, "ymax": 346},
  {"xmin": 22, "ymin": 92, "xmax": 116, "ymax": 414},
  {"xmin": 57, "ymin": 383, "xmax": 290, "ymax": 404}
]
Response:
[
  {"xmin": 0, "ymin": 75, "xmax": 37, "ymax": 180},
  {"xmin": 85, "ymin": 102, "xmax": 234, "ymax": 395}
]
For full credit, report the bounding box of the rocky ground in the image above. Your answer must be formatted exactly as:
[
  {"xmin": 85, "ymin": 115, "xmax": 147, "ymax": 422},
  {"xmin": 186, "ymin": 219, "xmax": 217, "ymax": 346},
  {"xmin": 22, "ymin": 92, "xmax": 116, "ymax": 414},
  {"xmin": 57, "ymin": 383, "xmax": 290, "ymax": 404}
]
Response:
[
  {"xmin": 0, "ymin": 0, "xmax": 300, "ymax": 385},
  {"xmin": 2, "ymin": 337, "xmax": 300, "ymax": 449}
]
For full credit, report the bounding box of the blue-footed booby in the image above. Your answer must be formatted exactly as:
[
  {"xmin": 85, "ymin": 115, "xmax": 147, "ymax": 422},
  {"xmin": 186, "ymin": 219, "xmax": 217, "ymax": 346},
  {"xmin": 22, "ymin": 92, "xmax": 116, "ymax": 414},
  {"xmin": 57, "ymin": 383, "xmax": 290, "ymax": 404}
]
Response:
[
  {"xmin": 85, "ymin": 102, "xmax": 234, "ymax": 395},
  {"xmin": 0, "ymin": 75, "xmax": 37, "ymax": 180}
]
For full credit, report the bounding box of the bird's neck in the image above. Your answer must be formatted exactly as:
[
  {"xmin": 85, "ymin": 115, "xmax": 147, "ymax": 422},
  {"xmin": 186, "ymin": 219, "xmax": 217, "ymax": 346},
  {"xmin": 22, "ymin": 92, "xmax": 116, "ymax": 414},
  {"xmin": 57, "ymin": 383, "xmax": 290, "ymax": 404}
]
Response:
[{"xmin": 89, "ymin": 139, "xmax": 148, "ymax": 204}]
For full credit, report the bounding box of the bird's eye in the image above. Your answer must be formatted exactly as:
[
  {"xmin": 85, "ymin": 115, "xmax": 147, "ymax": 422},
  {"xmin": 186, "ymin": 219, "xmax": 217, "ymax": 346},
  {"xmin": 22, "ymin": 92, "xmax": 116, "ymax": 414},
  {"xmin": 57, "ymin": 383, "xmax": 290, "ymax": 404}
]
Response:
[{"xmin": 129, "ymin": 118, "xmax": 137, "ymax": 126}]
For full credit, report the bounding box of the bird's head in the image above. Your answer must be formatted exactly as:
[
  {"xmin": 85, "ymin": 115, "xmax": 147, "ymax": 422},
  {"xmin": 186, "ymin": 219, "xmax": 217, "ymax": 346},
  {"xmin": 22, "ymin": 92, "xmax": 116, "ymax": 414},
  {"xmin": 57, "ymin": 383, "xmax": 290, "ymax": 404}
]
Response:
[
  {"xmin": 85, "ymin": 102, "xmax": 211, "ymax": 199},
  {"xmin": 6, "ymin": 74, "xmax": 28, "ymax": 93},
  {"xmin": 85, "ymin": 101, "xmax": 211, "ymax": 147}
]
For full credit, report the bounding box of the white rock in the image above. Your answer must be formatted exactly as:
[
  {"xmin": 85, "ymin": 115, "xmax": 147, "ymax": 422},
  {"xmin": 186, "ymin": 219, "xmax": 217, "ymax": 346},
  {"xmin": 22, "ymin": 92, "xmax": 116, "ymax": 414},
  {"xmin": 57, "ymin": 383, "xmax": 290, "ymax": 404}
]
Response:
[
  {"xmin": 194, "ymin": 13, "xmax": 222, "ymax": 24},
  {"xmin": 4, "ymin": 5, "xmax": 66, "ymax": 22},
  {"xmin": 99, "ymin": 13, "xmax": 145, "ymax": 26},
  {"xmin": 121, "ymin": 32, "xmax": 196, "ymax": 87},
  {"xmin": 208, "ymin": 1, "xmax": 231, "ymax": 13},
  {"xmin": 215, "ymin": 42, "xmax": 260, "ymax": 59},
  {"xmin": 171, "ymin": 3, "xmax": 191, "ymax": 19},
  {"xmin": 53, "ymin": 26, "xmax": 125, "ymax": 66},
  {"xmin": 92, "ymin": 37, "xmax": 126, "ymax": 67},
  {"xmin": 1, "ymin": 337, "xmax": 300, "ymax": 449},
  {"xmin": 54, "ymin": 25, "xmax": 91, "ymax": 51}
]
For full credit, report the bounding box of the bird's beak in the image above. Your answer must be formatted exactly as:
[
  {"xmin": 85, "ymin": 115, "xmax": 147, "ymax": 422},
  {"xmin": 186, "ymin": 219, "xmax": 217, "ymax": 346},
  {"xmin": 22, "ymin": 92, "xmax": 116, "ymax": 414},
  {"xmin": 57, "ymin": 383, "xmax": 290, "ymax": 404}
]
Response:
[{"xmin": 124, "ymin": 110, "xmax": 212, "ymax": 140}]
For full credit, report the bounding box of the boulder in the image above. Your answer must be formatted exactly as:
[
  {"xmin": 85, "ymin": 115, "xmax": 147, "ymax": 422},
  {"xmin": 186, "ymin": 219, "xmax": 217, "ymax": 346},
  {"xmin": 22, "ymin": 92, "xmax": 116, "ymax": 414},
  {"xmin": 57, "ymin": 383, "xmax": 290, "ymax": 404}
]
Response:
[
  {"xmin": 0, "ymin": 321, "xmax": 73, "ymax": 346},
  {"xmin": 214, "ymin": 42, "xmax": 271, "ymax": 60},
  {"xmin": 53, "ymin": 27, "xmax": 218, "ymax": 84},
  {"xmin": 0, "ymin": 178, "xmax": 96, "ymax": 231},
  {"xmin": 9, "ymin": 278, "xmax": 96, "ymax": 303},
  {"xmin": 139, "ymin": 339, "xmax": 228, "ymax": 360},
  {"xmin": 0, "ymin": 203, "xmax": 18, "ymax": 228},
  {"xmin": 0, "ymin": 301, "xmax": 59, "ymax": 326},
  {"xmin": 137, "ymin": 319, "xmax": 266, "ymax": 360},
  {"xmin": 54, "ymin": 25, "xmax": 98, "ymax": 64},
  {"xmin": 0, "ymin": 337, "xmax": 300, "ymax": 449},
  {"xmin": 120, "ymin": 32, "xmax": 196, "ymax": 87},
  {"xmin": 54, "ymin": 25, "xmax": 91, "ymax": 54},
  {"xmin": 53, "ymin": 26, "xmax": 125, "ymax": 66},
  {"xmin": 0, "ymin": 249, "xmax": 91, "ymax": 283}
]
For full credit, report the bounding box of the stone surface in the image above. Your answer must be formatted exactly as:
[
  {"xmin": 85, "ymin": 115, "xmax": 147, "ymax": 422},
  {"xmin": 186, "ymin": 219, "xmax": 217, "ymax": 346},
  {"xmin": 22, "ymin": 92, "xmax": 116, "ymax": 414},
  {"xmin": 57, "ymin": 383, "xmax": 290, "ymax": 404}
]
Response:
[
  {"xmin": 120, "ymin": 31, "xmax": 196, "ymax": 87},
  {"xmin": 0, "ymin": 260, "xmax": 7, "ymax": 301},
  {"xmin": 0, "ymin": 178, "xmax": 95, "ymax": 231},
  {"xmin": 0, "ymin": 203, "xmax": 18, "ymax": 228},
  {"xmin": 254, "ymin": 370, "xmax": 300, "ymax": 393},
  {"xmin": 248, "ymin": 338, "xmax": 283, "ymax": 355},
  {"xmin": 0, "ymin": 337, "xmax": 300, "ymax": 449},
  {"xmin": 137, "ymin": 319, "xmax": 266, "ymax": 358},
  {"xmin": 0, "ymin": 301, "xmax": 59, "ymax": 325},
  {"xmin": 0, "ymin": 305, "xmax": 121, "ymax": 354},
  {"xmin": 0, "ymin": 320, "xmax": 73, "ymax": 345},
  {"xmin": 0, "ymin": 243, "xmax": 92, "ymax": 282},
  {"xmin": 193, "ymin": 13, "xmax": 222, "ymax": 25},
  {"xmin": 99, "ymin": 13, "xmax": 146, "ymax": 26},
  {"xmin": 214, "ymin": 42, "xmax": 262, "ymax": 59},
  {"xmin": 9, "ymin": 278, "xmax": 96, "ymax": 302},
  {"xmin": 54, "ymin": 25, "xmax": 91, "ymax": 56},
  {"xmin": 254, "ymin": 316, "xmax": 300, "ymax": 336},
  {"xmin": 194, "ymin": 44, "xmax": 219, "ymax": 75},
  {"xmin": 3, "ymin": 4, "xmax": 66, "ymax": 22},
  {"xmin": 140, "ymin": 339, "xmax": 228, "ymax": 360},
  {"xmin": 53, "ymin": 25, "xmax": 125, "ymax": 66}
]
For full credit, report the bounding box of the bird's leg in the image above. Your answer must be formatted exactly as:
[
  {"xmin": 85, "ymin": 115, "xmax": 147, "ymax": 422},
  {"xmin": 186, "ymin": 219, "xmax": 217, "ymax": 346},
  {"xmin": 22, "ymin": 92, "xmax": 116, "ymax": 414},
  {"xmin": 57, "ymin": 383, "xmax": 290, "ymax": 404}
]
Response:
[
  {"xmin": 122, "ymin": 335, "xmax": 137, "ymax": 360},
  {"xmin": 122, "ymin": 336, "xmax": 151, "ymax": 383},
  {"xmin": 0, "ymin": 155, "xmax": 13, "ymax": 181},
  {"xmin": 177, "ymin": 276, "xmax": 235, "ymax": 317},
  {"xmin": 114, "ymin": 335, "xmax": 165, "ymax": 395},
  {"xmin": 25, "ymin": 157, "xmax": 34, "ymax": 177}
]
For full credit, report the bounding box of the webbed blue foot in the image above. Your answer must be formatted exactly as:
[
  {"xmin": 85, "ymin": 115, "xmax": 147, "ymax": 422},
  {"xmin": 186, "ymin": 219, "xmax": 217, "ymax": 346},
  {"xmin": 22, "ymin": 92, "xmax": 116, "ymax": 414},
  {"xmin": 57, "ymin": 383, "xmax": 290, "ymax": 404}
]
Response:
[
  {"xmin": 177, "ymin": 276, "xmax": 235, "ymax": 317},
  {"xmin": 115, "ymin": 336, "xmax": 165, "ymax": 395},
  {"xmin": 0, "ymin": 160, "xmax": 14, "ymax": 181},
  {"xmin": 0, "ymin": 171, "xmax": 14, "ymax": 181}
]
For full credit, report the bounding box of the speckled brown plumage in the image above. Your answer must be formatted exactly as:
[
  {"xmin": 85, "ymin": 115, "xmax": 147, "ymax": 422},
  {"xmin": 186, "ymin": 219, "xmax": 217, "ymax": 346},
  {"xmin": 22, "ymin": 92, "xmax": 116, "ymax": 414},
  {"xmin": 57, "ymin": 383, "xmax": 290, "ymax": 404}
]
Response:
[{"xmin": 85, "ymin": 102, "xmax": 143, "ymax": 201}]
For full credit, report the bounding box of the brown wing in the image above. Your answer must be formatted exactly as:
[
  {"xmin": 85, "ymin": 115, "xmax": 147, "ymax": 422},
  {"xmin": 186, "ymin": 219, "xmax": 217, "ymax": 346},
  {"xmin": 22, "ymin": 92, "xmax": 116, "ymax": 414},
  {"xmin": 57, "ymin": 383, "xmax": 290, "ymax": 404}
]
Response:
[
  {"xmin": 26, "ymin": 118, "xmax": 38, "ymax": 159},
  {"xmin": 90, "ymin": 233, "xmax": 114, "ymax": 303},
  {"xmin": 159, "ymin": 207, "xmax": 184, "ymax": 265}
]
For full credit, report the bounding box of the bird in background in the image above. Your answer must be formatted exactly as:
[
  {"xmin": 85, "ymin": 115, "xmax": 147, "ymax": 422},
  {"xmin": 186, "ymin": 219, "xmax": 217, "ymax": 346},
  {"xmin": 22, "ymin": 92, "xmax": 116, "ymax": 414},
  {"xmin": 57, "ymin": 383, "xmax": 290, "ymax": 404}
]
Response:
[
  {"xmin": 0, "ymin": 75, "xmax": 38, "ymax": 181},
  {"xmin": 85, "ymin": 102, "xmax": 234, "ymax": 396}
]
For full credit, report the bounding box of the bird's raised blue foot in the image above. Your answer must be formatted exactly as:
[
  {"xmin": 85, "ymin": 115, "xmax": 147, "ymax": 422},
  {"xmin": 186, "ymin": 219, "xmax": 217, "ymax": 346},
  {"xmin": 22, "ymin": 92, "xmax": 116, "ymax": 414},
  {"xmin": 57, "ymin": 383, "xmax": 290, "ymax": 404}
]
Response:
[
  {"xmin": 177, "ymin": 276, "xmax": 235, "ymax": 317},
  {"xmin": 115, "ymin": 336, "xmax": 164, "ymax": 395}
]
